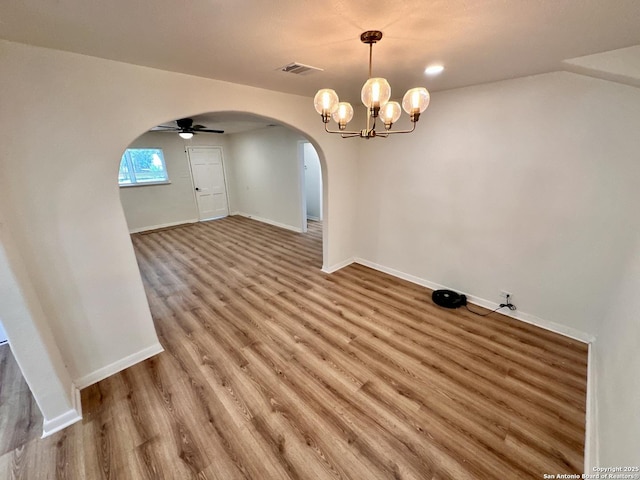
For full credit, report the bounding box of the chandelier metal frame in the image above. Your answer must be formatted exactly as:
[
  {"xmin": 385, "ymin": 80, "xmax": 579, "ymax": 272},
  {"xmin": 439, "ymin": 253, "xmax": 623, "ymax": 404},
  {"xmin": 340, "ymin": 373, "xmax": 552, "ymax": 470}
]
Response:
[{"xmin": 314, "ymin": 30, "xmax": 430, "ymax": 139}]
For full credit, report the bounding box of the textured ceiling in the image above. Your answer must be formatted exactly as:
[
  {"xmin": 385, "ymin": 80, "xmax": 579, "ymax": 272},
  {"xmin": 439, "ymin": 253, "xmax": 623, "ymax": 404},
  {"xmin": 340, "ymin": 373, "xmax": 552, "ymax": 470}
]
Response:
[{"xmin": 2, "ymin": 0, "xmax": 640, "ymax": 105}]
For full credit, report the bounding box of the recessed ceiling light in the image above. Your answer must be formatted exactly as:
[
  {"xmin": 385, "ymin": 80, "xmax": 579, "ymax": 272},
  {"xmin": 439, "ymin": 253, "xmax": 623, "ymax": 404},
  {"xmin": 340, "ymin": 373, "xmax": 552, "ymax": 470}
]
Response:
[{"xmin": 425, "ymin": 65, "xmax": 444, "ymax": 76}]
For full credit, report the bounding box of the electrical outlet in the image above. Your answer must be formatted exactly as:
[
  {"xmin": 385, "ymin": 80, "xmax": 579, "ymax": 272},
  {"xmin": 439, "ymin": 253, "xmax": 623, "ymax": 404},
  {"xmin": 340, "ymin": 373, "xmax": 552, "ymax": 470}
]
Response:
[{"xmin": 500, "ymin": 291, "xmax": 512, "ymax": 300}]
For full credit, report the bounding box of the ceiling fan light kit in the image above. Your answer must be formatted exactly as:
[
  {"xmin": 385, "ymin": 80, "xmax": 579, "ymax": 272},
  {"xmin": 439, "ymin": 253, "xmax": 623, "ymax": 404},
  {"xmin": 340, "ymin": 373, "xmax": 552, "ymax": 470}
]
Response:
[{"xmin": 314, "ymin": 30, "xmax": 431, "ymax": 139}]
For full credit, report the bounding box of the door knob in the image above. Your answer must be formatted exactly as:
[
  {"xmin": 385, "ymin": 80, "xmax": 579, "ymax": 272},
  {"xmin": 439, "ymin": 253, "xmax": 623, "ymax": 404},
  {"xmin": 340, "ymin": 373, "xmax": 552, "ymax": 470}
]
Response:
[{"xmin": 195, "ymin": 187, "xmax": 200, "ymax": 191}]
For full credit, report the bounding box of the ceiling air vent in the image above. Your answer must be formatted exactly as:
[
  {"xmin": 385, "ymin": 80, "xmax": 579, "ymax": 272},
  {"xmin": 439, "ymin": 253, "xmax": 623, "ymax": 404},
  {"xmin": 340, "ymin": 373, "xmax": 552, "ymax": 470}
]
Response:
[{"xmin": 279, "ymin": 62, "xmax": 323, "ymax": 76}]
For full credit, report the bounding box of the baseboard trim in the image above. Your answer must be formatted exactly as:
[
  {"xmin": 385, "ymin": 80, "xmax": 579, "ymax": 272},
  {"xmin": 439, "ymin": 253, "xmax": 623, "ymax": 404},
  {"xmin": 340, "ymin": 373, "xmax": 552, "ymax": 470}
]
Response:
[
  {"xmin": 42, "ymin": 384, "xmax": 82, "ymax": 437},
  {"xmin": 74, "ymin": 342, "xmax": 164, "ymax": 389},
  {"xmin": 584, "ymin": 342, "xmax": 598, "ymax": 472},
  {"xmin": 232, "ymin": 212, "xmax": 303, "ymax": 233},
  {"xmin": 322, "ymin": 257, "xmax": 355, "ymax": 274},
  {"xmin": 129, "ymin": 219, "xmax": 198, "ymax": 234},
  {"xmin": 200, "ymin": 215, "xmax": 229, "ymax": 222},
  {"xmin": 353, "ymin": 258, "xmax": 595, "ymax": 344}
]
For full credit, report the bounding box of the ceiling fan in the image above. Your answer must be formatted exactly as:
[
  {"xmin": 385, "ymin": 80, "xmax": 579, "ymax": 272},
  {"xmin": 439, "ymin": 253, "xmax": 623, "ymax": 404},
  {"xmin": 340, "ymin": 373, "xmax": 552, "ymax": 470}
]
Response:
[{"xmin": 154, "ymin": 118, "xmax": 224, "ymax": 139}]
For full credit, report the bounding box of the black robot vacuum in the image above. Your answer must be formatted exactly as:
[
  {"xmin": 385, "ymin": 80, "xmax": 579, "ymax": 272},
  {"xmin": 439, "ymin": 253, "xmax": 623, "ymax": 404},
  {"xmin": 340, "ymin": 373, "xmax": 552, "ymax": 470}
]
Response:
[{"xmin": 432, "ymin": 289, "xmax": 467, "ymax": 309}]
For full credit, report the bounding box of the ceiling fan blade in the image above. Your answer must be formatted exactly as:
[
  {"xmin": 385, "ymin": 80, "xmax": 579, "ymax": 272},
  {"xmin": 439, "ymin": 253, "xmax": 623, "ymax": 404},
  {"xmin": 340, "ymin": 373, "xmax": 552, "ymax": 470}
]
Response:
[
  {"xmin": 192, "ymin": 124, "xmax": 207, "ymax": 129},
  {"xmin": 153, "ymin": 125, "xmax": 179, "ymax": 130},
  {"xmin": 195, "ymin": 129, "xmax": 225, "ymax": 134}
]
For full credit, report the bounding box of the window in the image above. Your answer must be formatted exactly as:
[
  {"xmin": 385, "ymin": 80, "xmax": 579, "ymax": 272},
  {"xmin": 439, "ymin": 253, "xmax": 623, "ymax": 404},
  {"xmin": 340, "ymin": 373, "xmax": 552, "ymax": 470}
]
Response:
[{"xmin": 118, "ymin": 148, "xmax": 169, "ymax": 186}]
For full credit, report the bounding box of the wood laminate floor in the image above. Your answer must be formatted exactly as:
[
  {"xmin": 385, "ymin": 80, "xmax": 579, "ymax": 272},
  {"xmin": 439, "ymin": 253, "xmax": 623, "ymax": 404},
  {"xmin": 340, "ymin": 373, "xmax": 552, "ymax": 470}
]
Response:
[
  {"xmin": 0, "ymin": 217, "xmax": 588, "ymax": 479},
  {"xmin": 0, "ymin": 344, "xmax": 43, "ymax": 457}
]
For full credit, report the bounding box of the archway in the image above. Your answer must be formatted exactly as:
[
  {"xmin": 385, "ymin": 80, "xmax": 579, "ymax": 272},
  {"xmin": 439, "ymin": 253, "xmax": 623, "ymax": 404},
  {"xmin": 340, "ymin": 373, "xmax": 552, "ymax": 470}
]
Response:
[
  {"xmin": 117, "ymin": 112, "xmax": 326, "ymax": 270},
  {"xmin": 0, "ymin": 47, "xmax": 359, "ymax": 439}
]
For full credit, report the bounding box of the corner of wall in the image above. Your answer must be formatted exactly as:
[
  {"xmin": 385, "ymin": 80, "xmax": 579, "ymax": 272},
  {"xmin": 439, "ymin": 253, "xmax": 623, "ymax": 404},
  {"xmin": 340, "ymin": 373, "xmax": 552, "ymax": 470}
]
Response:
[
  {"xmin": 42, "ymin": 384, "xmax": 82, "ymax": 437},
  {"xmin": 321, "ymin": 257, "xmax": 355, "ymax": 274},
  {"xmin": 584, "ymin": 341, "xmax": 599, "ymax": 472},
  {"xmin": 74, "ymin": 342, "xmax": 164, "ymax": 389}
]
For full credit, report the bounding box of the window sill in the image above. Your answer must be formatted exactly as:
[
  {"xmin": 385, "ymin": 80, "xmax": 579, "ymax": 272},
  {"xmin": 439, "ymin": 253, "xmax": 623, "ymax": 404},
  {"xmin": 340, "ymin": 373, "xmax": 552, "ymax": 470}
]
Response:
[{"xmin": 119, "ymin": 181, "xmax": 171, "ymax": 188}]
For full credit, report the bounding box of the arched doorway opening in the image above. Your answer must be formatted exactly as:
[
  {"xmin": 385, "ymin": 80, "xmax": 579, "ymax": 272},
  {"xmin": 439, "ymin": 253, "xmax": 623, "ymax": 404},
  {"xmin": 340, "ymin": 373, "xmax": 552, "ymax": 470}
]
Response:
[
  {"xmin": 0, "ymin": 48, "xmax": 360, "ymax": 449},
  {"xmin": 117, "ymin": 111, "xmax": 326, "ymax": 268}
]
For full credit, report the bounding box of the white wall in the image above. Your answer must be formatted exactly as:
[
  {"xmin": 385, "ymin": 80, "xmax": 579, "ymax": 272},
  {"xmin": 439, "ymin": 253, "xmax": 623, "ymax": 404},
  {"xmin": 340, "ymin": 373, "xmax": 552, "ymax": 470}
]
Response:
[
  {"xmin": 227, "ymin": 126, "xmax": 306, "ymax": 231},
  {"xmin": 595, "ymin": 244, "xmax": 640, "ymax": 464},
  {"xmin": 0, "ymin": 209, "xmax": 80, "ymax": 434},
  {"xmin": 304, "ymin": 142, "xmax": 322, "ymax": 221},
  {"xmin": 358, "ymin": 71, "xmax": 640, "ymax": 337},
  {"xmin": 119, "ymin": 132, "xmax": 230, "ymax": 232},
  {"xmin": 0, "ymin": 39, "xmax": 359, "ymax": 423},
  {"xmin": 357, "ymin": 71, "xmax": 640, "ymax": 465}
]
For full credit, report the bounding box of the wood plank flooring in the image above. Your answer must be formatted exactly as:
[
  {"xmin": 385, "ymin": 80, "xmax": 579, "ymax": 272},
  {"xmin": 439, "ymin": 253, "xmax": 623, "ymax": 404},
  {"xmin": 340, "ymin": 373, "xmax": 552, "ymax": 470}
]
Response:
[
  {"xmin": 0, "ymin": 217, "xmax": 588, "ymax": 479},
  {"xmin": 0, "ymin": 344, "xmax": 43, "ymax": 457}
]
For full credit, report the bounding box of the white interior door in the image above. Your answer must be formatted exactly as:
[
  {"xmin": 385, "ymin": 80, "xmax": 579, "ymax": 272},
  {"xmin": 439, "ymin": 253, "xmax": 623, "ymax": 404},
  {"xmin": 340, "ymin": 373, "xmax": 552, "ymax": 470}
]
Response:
[{"xmin": 187, "ymin": 146, "xmax": 229, "ymax": 221}]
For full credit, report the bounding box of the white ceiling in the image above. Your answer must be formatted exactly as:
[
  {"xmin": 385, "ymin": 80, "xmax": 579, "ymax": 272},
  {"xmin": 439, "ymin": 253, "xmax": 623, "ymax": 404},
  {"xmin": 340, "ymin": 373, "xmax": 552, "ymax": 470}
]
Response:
[{"xmin": 2, "ymin": 0, "xmax": 640, "ymax": 127}]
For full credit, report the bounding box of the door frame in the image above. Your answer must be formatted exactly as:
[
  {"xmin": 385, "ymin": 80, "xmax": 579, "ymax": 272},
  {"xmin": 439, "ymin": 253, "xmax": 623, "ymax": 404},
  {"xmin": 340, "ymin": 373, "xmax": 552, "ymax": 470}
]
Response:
[
  {"xmin": 297, "ymin": 141, "xmax": 308, "ymax": 233},
  {"xmin": 299, "ymin": 141, "xmax": 324, "ymax": 232},
  {"xmin": 185, "ymin": 145, "xmax": 231, "ymax": 221}
]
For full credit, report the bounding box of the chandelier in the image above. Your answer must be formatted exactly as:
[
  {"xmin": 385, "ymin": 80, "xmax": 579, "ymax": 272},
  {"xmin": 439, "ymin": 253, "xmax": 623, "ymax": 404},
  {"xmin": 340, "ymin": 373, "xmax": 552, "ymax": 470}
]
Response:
[{"xmin": 314, "ymin": 30, "xmax": 430, "ymax": 139}]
